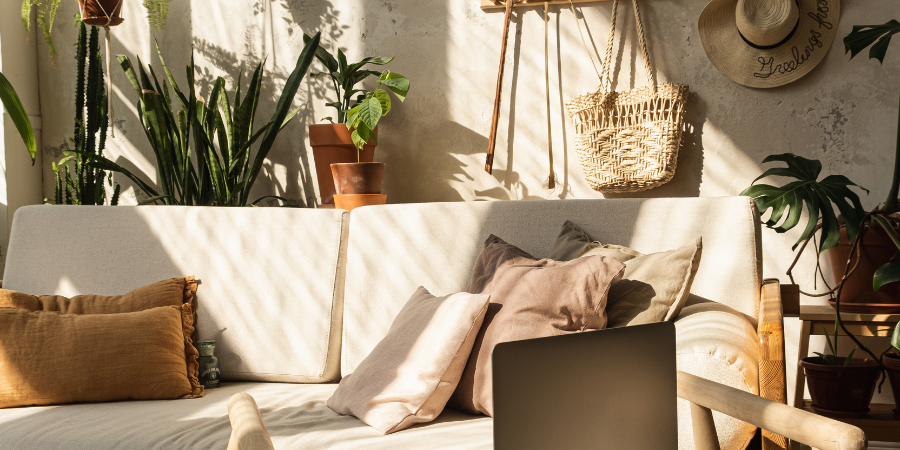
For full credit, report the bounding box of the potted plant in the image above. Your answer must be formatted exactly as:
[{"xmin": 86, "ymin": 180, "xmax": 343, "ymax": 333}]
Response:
[
  {"xmin": 22, "ymin": 0, "xmax": 172, "ymax": 58},
  {"xmin": 740, "ymin": 154, "xmax": 881, "ymax": 415},
  {"xmin": 741, "ymin": 19, "xmax": 900, "ymax": 417},
  {"xmin": 78, "ymin": 33, "xmax": 322, "ymax": 206},
  {"xmin": 800, "ymin": 319, "xmax": 880, "ymax": 417},
  {"xmin": 303, "ymin": 33, "xmax": 409, "ymax": 207}
]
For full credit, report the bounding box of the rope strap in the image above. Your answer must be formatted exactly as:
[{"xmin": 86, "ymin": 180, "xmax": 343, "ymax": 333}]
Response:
[{"xmin": 545, "ymin": 2, "xmax": 555, "ymax": 189}]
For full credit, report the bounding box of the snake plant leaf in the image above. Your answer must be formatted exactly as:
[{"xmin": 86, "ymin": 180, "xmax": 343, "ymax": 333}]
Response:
[
  {"xmin": 0, "ymin": 72, "xmax": 36, "ymax": 163},
  {"xmin": 844, "ymin": 20, "xmax": 900, "ymax": 63},
  {"xmin": 740, "ymin": 153, "xmax": 868, "ymax": 252},
  {"xmin": 874, "ymin": 251, "xmax": 900, "ymax": 291},
  {"xmin": 280, "ymin": 103, "xmax": 306, "ymax": 132},
  {"xmin": 76, "ymin": 151, "xmax": 161, "ymax": 199},
  {"xmin": 240, "ymin": 32, "xmax": 320, "ymax": 205},
  {"xmin": 891, "ymin": 321, "xmax": 900, "ymax": 351}
]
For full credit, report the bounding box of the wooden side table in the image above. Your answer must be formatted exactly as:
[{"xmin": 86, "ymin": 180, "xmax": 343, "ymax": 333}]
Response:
[{"xmin": 792, "ymin": 305, "xmax": 900, "ymax": 444}]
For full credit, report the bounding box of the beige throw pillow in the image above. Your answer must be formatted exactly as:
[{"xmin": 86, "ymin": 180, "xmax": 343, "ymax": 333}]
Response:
[
  {"xmin": 327, "ymin": 287, "xmax": 490, "ymax": 434},
  {"xmin": 550, "ymin": 220, "xmax": 702, "ymax": 326}
]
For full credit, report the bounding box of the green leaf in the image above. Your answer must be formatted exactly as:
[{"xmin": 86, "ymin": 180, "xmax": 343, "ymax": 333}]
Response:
[
  {"xmin": 874, "ymin": 262, "xmax": 900, "ymax": 291},
  {"xmin": 740, "ymin": 153, "xmax": 868, "ymax": 252},
  {"xmin": 845, "ymin": 348, "xmax": 857, "ymax": 365},
  {"xmin": 0, "ymin": 72, "xmax": 36, "ymax": 163},
  {"xmin": 280, "ymin": 102, "xmax": 306, "ymax": 132},
  {"xmin": 304, "ymin": 33, "xmax": 339, "ymax": 73},
  {"xmin": 891, "ymin": 321, "xmax": 900, "ymax": 351},
  {"xmin": 346, "ymin": 56, "xmax": 395, "ymax": 75},
  {"xmin": 373, "ymin": 89, "xmax": 391, "ymax": 116},
  {"xmin": 379, "ymin": 72, "xmax": 410, "ymax": 101},
  {"xmin": 844, "ymin": 20, "xmax": 900, "ymax": 63},
  {"xmin": 356, "ymin": 97, "xmax": 382, "ymax": 130},
  {"xmin": 241, "ymin": 32, "xmax": 320, "ymax": 205}
]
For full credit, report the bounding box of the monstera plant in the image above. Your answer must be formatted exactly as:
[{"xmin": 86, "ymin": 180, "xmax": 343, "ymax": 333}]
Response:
[{"xmin": 740, "ymin": 18, "xmax": 900, "ymax": 415}]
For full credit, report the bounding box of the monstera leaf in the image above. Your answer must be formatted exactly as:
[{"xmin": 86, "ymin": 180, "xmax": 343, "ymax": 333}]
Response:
[
  {"xmin": 844, "ymin": 20, "xmax": 900, "ymax": 63},
  {"xmin": 740, "ymin": 153, "xmax": 868, "ymax": 252}
]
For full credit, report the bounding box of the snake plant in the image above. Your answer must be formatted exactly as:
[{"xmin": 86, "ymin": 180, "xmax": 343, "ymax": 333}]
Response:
[{"xmin": 81, "ymin": 32, "xmax": 321, "ymax": 206}]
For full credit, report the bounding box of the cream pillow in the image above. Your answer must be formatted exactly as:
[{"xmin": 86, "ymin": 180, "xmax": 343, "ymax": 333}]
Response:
[
  {"xmin": 327, "ymin": 287, "xmax": 489, "ymax": 434},
  {"xmin": 550, "ymin": 220, "xmax": 702, "ymax": 326}
]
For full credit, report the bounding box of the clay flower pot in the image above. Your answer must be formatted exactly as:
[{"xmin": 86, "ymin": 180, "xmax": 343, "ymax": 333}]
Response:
[
  {"xmin": 331, "ymin": 162, "xmax": 385, "ymax": 196},
  {"xmin": 800, "ymin": 356, "xmax": 880, "ymax": 418},
  {"xmin": 884, "ymin": 353, "xmax": 900, "ymax": 420},
  {"xmin": 825, "ymin": 226, "xmax": 900, "ymax": 312},
  {"xmin": 78, "ymin": 0, "xmax": 124, "ymax": 26},
  {"xmin": 309, "ymin": 124, "xmax": 376, "ymax": 205}
]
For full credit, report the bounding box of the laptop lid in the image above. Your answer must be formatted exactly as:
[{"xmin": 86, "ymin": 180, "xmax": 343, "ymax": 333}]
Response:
[{"xmin": 492, "ymin": 322, "xmax": 677, "ymax": 450}]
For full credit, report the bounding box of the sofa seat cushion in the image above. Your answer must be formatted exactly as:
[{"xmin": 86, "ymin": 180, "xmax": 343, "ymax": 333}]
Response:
[
  {"xmin": 675, "ymin": 303, "xmax": 760, "ymax": 450},
  {"xmin": 0, "ymin": 382, "xmax": 492, "ymax": 450}
]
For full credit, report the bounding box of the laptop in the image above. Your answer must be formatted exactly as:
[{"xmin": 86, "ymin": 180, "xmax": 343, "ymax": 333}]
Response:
[{"xmin": 492, "ymin": 322, "xmax": 677, "ymax": 450}]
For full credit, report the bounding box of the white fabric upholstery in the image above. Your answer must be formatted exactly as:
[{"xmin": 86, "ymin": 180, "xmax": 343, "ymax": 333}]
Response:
[
  {"xmin": 0, "ymin": 382, "xmax": 492, "ymax": 450},
  {"xmin": 342, "ymin": 197, "xmax": 762, "ymax": 376},
  {"xmin": 675, "ymin": 303, "xmax": 760, "ymax": 450},
  {"xmin": 3, "ymin": 206, "xmax": 349, "ymax": 383}
]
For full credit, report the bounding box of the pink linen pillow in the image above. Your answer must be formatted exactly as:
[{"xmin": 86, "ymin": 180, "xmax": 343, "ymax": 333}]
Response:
[{"xmin": 327, "ymin": 286, "xmax": 490, "ymax": 434}]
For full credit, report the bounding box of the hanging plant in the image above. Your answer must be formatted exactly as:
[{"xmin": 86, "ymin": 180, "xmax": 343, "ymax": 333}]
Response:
[
  {"xmin": 142, "ymin": 0, "xmax": 169, "ymax": 30},
  {"xmin": 20, "ymin": 0, "xmax": 61, "ymax": 57}
]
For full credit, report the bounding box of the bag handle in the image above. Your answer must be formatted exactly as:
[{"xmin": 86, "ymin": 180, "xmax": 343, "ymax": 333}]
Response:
[{"xmin": 569, "ymin": 0, "xmax": 657, "ymax": 93}]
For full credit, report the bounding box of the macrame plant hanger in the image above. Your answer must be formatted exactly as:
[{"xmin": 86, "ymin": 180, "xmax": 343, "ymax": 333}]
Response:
[{"xmin": 79, "ymin": 0, "xmax": 124, "ymax": 138}]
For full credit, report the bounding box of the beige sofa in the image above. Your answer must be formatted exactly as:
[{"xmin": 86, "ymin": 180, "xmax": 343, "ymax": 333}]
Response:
[{"xmin": 0, "ymin": 197, "xmax": 850, "ymax": 449}]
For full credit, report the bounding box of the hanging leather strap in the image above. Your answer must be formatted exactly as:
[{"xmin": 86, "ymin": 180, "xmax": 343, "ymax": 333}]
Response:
[
  {"xmin": 544, "ymin": 2, "xmax": 555, "ymax": 189},
  {"xmin": 570, "ymin": 0, "xmax": 657, "ymax": 93}
]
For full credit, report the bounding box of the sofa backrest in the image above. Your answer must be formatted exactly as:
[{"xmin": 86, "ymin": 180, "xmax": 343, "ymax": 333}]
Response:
[
  {"xmin": 4, "ymin": 205, "xmax": 349, "ymax": 383},
  {"xmin": 341, "ymin": 197, "xmax": 762, "ymax": 376}
]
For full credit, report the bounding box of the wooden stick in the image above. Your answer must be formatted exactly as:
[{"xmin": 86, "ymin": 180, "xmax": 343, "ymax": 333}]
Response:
[
  {"xmin": 481, "ymin": 0, "xmax": 607, "ymax": 11},
  {"xmin": 544, "ymin": 2, "xmax": 555, "ymax": 189},
  {"xmin": 485, "ymin": 0, "xmax": 516, "ymax": 174}
]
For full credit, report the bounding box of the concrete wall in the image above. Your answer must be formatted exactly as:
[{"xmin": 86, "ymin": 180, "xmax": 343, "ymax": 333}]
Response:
[
  {"xmin": 33, "ymin": 0, "xmax": 900, "ymax": 403},
  {"xmin": 0, "ymin": 1, "xmax": 45, "ymax": 275}
]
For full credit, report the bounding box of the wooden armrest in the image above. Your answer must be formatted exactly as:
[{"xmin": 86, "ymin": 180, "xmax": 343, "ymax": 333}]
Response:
[
  {"xmin": 677, "ymin": 371, "xmax": 866, "ymax": 450},
  {"xmin": 227, "ymin": 393, "xmax": 274, "ymax": 450},
  {"xmin": 758, "ymin": 278, "xmax": 788, "ymax": 450}
]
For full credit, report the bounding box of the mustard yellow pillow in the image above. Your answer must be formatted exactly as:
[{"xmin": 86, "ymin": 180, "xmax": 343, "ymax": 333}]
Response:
[{"xmin": 0, "ymin": 276, "xmax": 198, "ymax": 313}]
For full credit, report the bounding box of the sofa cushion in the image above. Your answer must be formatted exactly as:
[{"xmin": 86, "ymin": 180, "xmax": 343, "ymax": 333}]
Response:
[
  {"xmin": 342, "ymin": 197, "xmax": 762, "ymax": 377},
  {"xmin": 0, "ymin": 276, "xmax": 198, "ymax": 313},
  {"xmin": 0, "ymin": 382, "xmax": 493, "ymax": 450},
  {"xmin": 4, "ymin": 206, "xmax": 350, "ymax": 383},
  {"xmin": 448, "ymin": 235, "xmax": 624, "ymax": 416},
  {"xmin": 0, "ymin": 304, "xmax": 202, "ymax": 408},
  {"xmin": 674, "ymin": 304, "xmax": 759, "ymax": 450},
  {"xmin": 328, "ymin": 287, "xmax": 489, "ymax": 434},
  {"xmin": 549, "ymin": 220, "xmax": 703, "ymax": 326}
]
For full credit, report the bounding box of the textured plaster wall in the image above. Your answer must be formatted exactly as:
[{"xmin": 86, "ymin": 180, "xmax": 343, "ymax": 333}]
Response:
[{"xmin": 33, "ymin": 0, "xmax": 900, "ymax": 402}]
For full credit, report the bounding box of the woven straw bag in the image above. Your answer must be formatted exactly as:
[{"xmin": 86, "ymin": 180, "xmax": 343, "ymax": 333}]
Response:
[{"xmin": 565, "ymin": 0, "xmax": 688, "ymax": 193}]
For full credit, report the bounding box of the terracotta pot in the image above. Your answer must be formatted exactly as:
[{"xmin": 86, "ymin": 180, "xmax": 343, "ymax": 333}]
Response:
[
  {"xmin": 309, "ymin": 124, "xmax": 376, "ymax": 205},
  {"xmin": 78, "ymin": 0, "xmax": 124, "ymax": 26},
  {"xmin": 825, "ymin": 226, "xmax": 900, "ymax": 308},
  {"xmin": 331, "ymin": 162, "xmax": 385, "ymax": 196},
  {"xmin": 800, "ymin": 356, "xmax": 880, "ymax": 417},
  {"xmin": 884, "ymin": 353, "xmax": 900, "ymax": 419},
  {"xmin": 333, "ymin": 194, "xmax": 387, "ymax": 212}
]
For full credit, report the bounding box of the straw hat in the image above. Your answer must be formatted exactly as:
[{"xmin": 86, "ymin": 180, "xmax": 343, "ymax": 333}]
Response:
[{"xmin": 698, "ymin": 0, "xmax": 840, "ymax": 88}]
